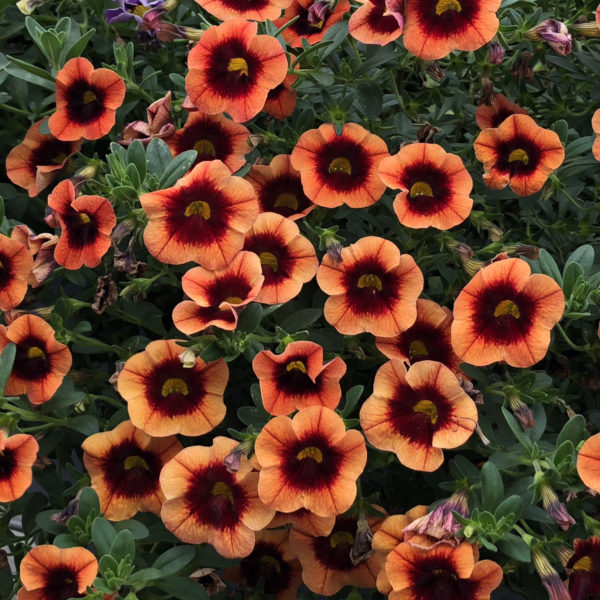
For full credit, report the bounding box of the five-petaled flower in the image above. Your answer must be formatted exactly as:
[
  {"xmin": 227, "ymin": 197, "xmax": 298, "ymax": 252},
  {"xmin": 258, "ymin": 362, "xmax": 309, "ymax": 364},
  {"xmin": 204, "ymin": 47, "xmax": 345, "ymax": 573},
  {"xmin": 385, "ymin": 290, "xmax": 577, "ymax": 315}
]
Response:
[
  {"xmin": 349, "ymin": 0, "xmax": 404, "ymax": 46},
  {"xmin": 0, "ymin": 430, "xmax": 38, "ymax": 502}
]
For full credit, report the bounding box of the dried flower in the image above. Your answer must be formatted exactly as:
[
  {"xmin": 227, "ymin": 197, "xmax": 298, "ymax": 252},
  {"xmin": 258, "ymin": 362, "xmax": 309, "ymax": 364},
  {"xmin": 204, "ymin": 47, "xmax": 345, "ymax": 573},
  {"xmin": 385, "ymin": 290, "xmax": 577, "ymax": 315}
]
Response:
[
  {"xmin": 532, "ymin": 546, "xmax": 571, "ymax": 600},
  {"xmin": 511, "ymin": 50, "xmax": 534, "ymax": 81},
  {"xmin": 307, "ymin": 0, "xmax": 332, "ymax": 26},
  {"xmin": 526, "ymin": 19, "xmax": 572, "ymax": 56},
  {"xmin": 350, "ymin": 513, "xmax": 374, "ymax": 565},
  {"xmin": 507, "ymin": 392, "xmax": 535, "ymax": 430},
  {"xmin": 91, "ymin": 275, "xmax": 119, "ymax": 315},
  {"xmin": 540, "ymin": 482, "xmax": 576, "ymax": 531},
  {"xmin": 121, "ymin": 91, "xmax": 175, "ymax": 146},
  {"xmin": 488, "ymin": 37, "xmax": 505, "ymax": 64}
]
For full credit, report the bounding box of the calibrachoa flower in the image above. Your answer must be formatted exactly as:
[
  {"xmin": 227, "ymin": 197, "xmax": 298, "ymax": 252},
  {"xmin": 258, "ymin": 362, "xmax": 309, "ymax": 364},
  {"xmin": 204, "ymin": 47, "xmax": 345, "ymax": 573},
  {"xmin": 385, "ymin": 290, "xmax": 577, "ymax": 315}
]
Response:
[
  {"xmin": 160, "ymin": 436, "xmax": 275, "ymax": 558},
  {"xmin": 140, "ymin": 160, "xmax": 258, "ymax": 268},
  {"xmin": 475, "ymin": 93, "xmax": 529, "ymax": 129},
  {"xmin": 291, "ymin": 123, "xmax": 390, "ymax": 209},
  {"xmin": 576, "ymin": 433, "xmax": 600, "ymax": 493},
  {"xmin": 360, "ymin": 360, "xmax": 478, "ymax": 472},
  {"xmin": 10, "ymin": 225, "xmax": 58, "ymax": 288},
  {"xmin": 474, "ymin": 114, "xmax": 565, "ymax": 196},
  {"xmin": 186, "ymin": 19, "xmax": 287, "ymax": 123},
  {"xmin": 451, "ymin": 258, "xmax": 565, "ymax": 367},
  {"xmin": 5, "ymin": 117, "xmax": 82, "ymax": 197},
  {"xmin": 243, "ymin": 212, "xmax": 319, "ymax": 305},
  {"xmin": 17, "ymin": 545, "xmax": 98, "ymax": 600},
  {"xmin": 223, "ymin": 529, "xmax": 303, "ymax": 600},
  {"xmin": 403, "ymin": 0, "xmax": 502, "ymax": 60},
  {"xmin": 48, "ymin": 57, "xmax": 126, "ymax": 141},
  {"xmin": 172, "ymin": 251, "xmax": 264, "ymax": 334},
  {"xmin": 0, "ymin": 430, "xmax": 38, "ymax": 502},
  {"xmin": 166, "ymin": 112, "xmax": 250, "ymax": 172},
  {"xmin": 526, "ymin": 19, "xmax": 572, "ymax": 56},
  {"xmin": 385, "ymin": 541, "xmax": 503, "ymax": 600},
  {"xmin": 274, "ymin": 0, "xmax": 350, "ymax": 48},
  {"xmin": 245, "ymin": 154, "xmax": 314, "ymax": 220},
  {"xmin": 378, "ymin": 143, "xmax": 474, "ymax": 230},
  {"xmin": 252, "ymin": 340, "xmax": 346, "ymax": 415},
  {"xmin": 254, "ymin": 405, "xmax": 367, "ymax": 516},
  {"xmin": 0, "ymin": 314, "xmax": 72, "ymax": 405},
  {"xmin": 117, "ymin": 339, "xmax": 228, "ymax": 437},
  {"xmin": 567, "ymin": 537, "xmax": 600, "ymax": 600},
  {"xmin": 267, "ymin": 507, "xmax": 336, "ymax": 536},
  {"xmin": 288, "ymin": 514, "xmax": 385, "ymax": 595},
  {"xmin": 82, "ymin": 420, "xmax": 182, "ymax": 521},
  {"xmin": 316, "ymin": 236, "xmax": 424, "ymax": 336},
  {"xmin": 48, "ymin": 179, "xmax": 116, "ymax": 270},
  {"xmin": 0, "ymin": 234, "xmax": 33, "ymax": 311},
  {"xmin": 592, "ymin": 108, "xmax": 600, "ymax": 161},
  {"xmin": 105, "ymin": 0, "xmax": 164, "ymax": 23},
  {"xmin": 376, "ymin": 299, "xmax": 460, "ymax": 372},
  {"xmin": 348, "ymin": 0, "xmax": 404, "ymax": 46},
  {"xmin": 194, "ymin": 0, "xmax": 292, "ymax": 23},
  {"xmin": 263, "ymin": 74, "xmax": 297, "ymax": 120}
]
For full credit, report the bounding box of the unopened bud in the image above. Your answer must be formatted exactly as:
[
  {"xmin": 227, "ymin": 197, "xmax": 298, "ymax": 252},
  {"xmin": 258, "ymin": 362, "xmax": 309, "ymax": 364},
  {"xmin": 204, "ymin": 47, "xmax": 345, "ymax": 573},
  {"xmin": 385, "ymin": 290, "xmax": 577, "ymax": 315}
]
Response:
[
  {"xmin": 488, "ymin": 37, "xmax": 505, "ymax": 64},
  {"xmin": 179, "ymin": 349, "xmax": 196, "ymax": 368}
]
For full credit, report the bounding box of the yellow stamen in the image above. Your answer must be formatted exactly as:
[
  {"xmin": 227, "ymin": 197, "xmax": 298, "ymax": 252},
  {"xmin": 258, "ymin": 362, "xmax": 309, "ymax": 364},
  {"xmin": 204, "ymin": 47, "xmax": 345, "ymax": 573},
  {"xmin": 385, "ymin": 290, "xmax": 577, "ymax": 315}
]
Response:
[
  {"xmin": 328, "ymin": 157, "xmax": 352, "ymax": 175},
  {"xmin": 435, "ymin": 0, "xmax": 462, "ymax": 15},
  {"xmin": 409, "ymin": 181, "xmax": 434, "ymax": 198},
  {"xmin": 493, "ymin": 299, "xmax": 520, "ymax": 319},
  {"xmin": 27, "ymin": 346, "xmax": 45, "ymax": 359},
  {"xmin": 573, "ymin": 556, "xmax": 593, "ymax": 572},
  {"xmin": 409, "ymin": 340, "xmax": 428, "ymax": 360},
  {"xmin": 296, "ymin": 446, "xmax": 323, "ymax": 462},
  {"xmin": 184, "ymin": 200, "xmax": 211, "ymax": 219},
  {"xmin": 132, "ymin": 4, "xmax": 151, "ymax": 17},
  {"xmin": 259, "ymin": 556, "xmax": 282, "ymax": 573},
  {"xmin": 64, "ymin": 578, "xmax": 74, "ymax": 584},
  {"xmin": 432, "ymin": 569, "xmax": 458, "ymax": 579},
  {"xmin": 82, "ymin": 90, "xmax": 97, "ymax": 104},
  {"xmin": 161, "ymin": 378, "xmax": 189, "ymax": 397},
  {"xmin": 357, "ymin": 274, "xmax": 383, "ymax": 291},
  {"xmin": 124, "ymin": 456, "xmax": 150, "ymax": 470},
  {"xmin": 0, "ymin": 259, "xmax": 3, "ymax": 269},
  {"xmin": 212, "ymin": 481, "xmax": 234, "ymax": 502},
  {"xmin": 286, "ymin": 360, "xmax": 307, "ymax": 374},
  {"xmin": 508, "ymin": 148, "xmax": 529, "ymax": 165},
  {"xmin": 274, "ymin": 193, "xmax": 298, "ymax": 210},
  {"xmin": 78, "ymin": 213, "xmax": 91, "ymax": 224},
  {"xmin": 330, "ymin": 531, "xmax": 354, "ymax": 548},
  {"xmin": 193, "ymin": 139, "xmax": 216, "ymax": 157},
  {"xmin": 228, "ymin": 57, "xmax": 249, "ymax": 76},
  {"xmin": 259, "ymin": 251, "xmax": 278, "ymax": 271},
  {"xmin": 413, "ymin": 399, "xmax": 438, "ymax": 424},
  {"xmin": 52, "ymin": 152, "xmax": 67, "ymax": 165},
  {"xmin": 224, "ymin": 296, "xmax": 243, "ymax": 305}
]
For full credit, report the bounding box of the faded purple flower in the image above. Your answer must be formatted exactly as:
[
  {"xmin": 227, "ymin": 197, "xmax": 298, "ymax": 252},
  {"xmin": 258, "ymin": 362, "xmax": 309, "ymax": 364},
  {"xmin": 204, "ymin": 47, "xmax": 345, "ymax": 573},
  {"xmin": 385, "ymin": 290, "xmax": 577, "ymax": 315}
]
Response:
[
  {"xmin": 527, "ymin": 19, "xmax": 572, "ymax": 56},
  {"xmin": 532, "ymin": 547, "xmax": 571, "ymax": 600},
  {"xmin": 383, "ymin": 0, "xmax": 404, "ymax": 28},
  {"xmin": 488, "ymin": 37, "xmax": 505, "ymax": 64},
  {"xmin": 307, "ymin": 0, "xmax": 332, "ymax": 26},
  {"xmin": 120, "ymin": 91, "xmax": 175, "ymax": 146},
  {"xmin": 105, "ymin": 0, "xmax": 164, "ymax": 24},
  {"xmin": 541, "ymin": 482, "xmax": 576, "ymax": 531}
]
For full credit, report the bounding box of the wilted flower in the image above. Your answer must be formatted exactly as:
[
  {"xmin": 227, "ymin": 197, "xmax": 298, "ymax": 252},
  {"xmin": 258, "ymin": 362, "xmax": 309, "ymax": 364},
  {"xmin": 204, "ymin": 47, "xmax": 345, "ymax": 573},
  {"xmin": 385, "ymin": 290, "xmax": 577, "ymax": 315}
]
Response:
[
  {"xmin": 105, "ymin": 0, "xmax": 164, "ymax": 24},
  {"xmin": 91, "ymin": 275, "xmax": 119, "ymax": 315},
  {"xmin": 526, "ymin": 19, "xmax": 572, "ymax": 56},
  {"xmin": 120, "ymin": 91, "xmax": 175, "ymax": 146},
  {"xmin": 532, "ymin": 546, "xmax": 571, "ymax": 600},
  {"xmin": 307, "ymin": 0, "xmax": 332, "ymax": 26},
  {"xmin": 507, "ymin": 391, "xmax": 535, "ymax": 430},
  {"xmin": 511, "ymin": 50, "xmax": 534, "ymax": 80},
  {"xmin": 488, "ymin": 37, "xmax": 505, "ymax": 64},
  {"xmin": 540, "ymin": 482, "xmax": 576, "ymax": 531},
  {"xmin": 140, "ymin": 8, "xmax": 203, "ymax": 41},
  {"xmin": 350, "ymin": 512, "xmax": 374, "ymax": 565}
]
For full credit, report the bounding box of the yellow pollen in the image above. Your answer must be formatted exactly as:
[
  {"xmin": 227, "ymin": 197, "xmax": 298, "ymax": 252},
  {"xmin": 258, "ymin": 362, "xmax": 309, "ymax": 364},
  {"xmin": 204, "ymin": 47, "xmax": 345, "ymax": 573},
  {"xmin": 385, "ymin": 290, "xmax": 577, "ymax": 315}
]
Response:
[
  {"xmin": 82, "ymin": 90, "xmax": 97, "ymax": 104},
  {"xmin": 225, "ymin": 296, "xmax": 243, "ymax": 305},
  {"xmin": 274, "ymin": 193, "xmax": 298, "ymax": 210},
  {"xmin": 64, "ymin": 578, "xmax": 74, "ymax": 584},
  {"xmin": 124, "ymin": 455, "xmax": 150, "ymax": 470},
  {"xmin": 286, "ymin": 360, "xmax": 307, "ymax": 374},
  {"xmin": 435, "ymin": 0, "xmax": 462, "ymax": 15},
  {"xmin": 357, "ymin": 274, "xmax": 383, "ymax": 291},
  {"xmin": 296, "ymin": 446, "xmax": 323, "ymax": 463},
  {"xmin": 78, "ymin": 212, "xmax": 91, "ymax": 224},
  {"xmin": 184, "ymin": 200, "xmax": 211, "ymax": 219},
  {"xmin": 432, "ymin": 569, "xmax": 458, "ymax": 579},
  {"xmin": 259, "ymin": 251, "xmax": 279, "ymax": 271},
  {"xmin": 228, "ymin": 57, "xmax": 249, "ymax": 76},
  {"xmin": 413, "ymin": 399, "xmax": 438, "ymax": 424},
  {"xmin": 330, "ymin": 531, "xmax": 354, "ymax": 548},
  {"xmin": 259, "ymin": 555, "xmax": 282, "ymax": 574},
  {"xmin": 0, "ymin": 259, "xmax": 3, "ymax": 269},
  {"xmin": 193, "ymin": 139, "xmax": 216, "ymax": 157},
  {"xmin": 409, "ymin": 181, "xmax": 434, "ymax": 198},
  {"xmin": 328, "ymin": 157, "xmax": 352, "ymax": 175},
  {"xmin": 52, "ymin": 152, "xmax": 67, "ymax": 165},
  {"xmin": 161, "ymin": 378, "xmax": 189, "ymax": 397},
  {"xmin": 508, "ymin": 148, "xmax": 529, "ymax": 165},
  {"xmin": 409, "ymin": 340, "xmax": 428, "ymax": 360},
  {"xmin": 212, "ymin": 481, "xmax": 234, "ymax": 502},
  {"xmin": 493, "ymin": 299, "xmax": 521, "ymax": 319},
  {"xmin": 573, "ymin": 556, "xmax": 593, "ymax": 572},
  {"xmin": 132, "ymin": 4, "xmax": 151, "ymax": 16},
  {"xmin": 27, "ymin": 346, "xmax": 45, "ymax": 359}
]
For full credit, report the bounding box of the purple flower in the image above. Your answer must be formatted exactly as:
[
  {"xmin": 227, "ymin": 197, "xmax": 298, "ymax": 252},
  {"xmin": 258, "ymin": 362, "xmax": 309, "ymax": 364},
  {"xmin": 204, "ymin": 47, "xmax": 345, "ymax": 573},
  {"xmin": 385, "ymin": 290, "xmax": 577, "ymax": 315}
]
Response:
[
  {"xmin": 105, "ymin": 0, "xmax": 164, "ymax": 25},
  {"xmin": 526, "ymin": 19, "xmax": 572, "ymax": 56}
]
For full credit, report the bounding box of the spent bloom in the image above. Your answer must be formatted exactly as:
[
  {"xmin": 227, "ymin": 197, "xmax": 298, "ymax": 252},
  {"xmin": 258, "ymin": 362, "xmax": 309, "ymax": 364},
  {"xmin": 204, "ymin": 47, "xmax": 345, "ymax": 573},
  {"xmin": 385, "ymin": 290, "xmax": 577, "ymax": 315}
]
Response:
[{"xmin": 526, "ymin": 19, "xmax": 572, "ymax": 56}]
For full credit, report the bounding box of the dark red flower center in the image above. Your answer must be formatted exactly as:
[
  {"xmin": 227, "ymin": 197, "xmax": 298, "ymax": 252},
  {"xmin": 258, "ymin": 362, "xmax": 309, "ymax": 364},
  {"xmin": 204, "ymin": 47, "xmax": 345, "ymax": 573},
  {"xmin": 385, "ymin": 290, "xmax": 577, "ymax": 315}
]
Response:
[
  {"xmin": 316, "ymin": 137, "xmax": 371, "ymax": 192},
  {"xmin": 30, "ymin": 137, "xmax": 74, "ymax": 169},
  {"xmin": 412, "ymin": 0, "xmax": 480, "ymax": 38},
  {"xmin": 273, "ymin": 355, "xmax": 323, "ymax": 397},
  {"xmin": 408, "ymin": 553, "xmax": 478, "ymax": 600},
  {"xmin": 239, "ymin": 542, "xmax": 293, "ymax": 594},
  {"xmin": 0, "ymin": 250, "xmax": 16, "ymax": 293},
  {"xmin": 0, "ymin": 447, "xmax": 16, "ymax": 483},
  {"xmin": 245, "ymin": 232, "xmax": 294, "ymax": 286},
  {"xmin": 402, "ymin": 161, "xmax": 453, "ymax": 215},
  {"xmin": 60, "ymin": 207, "xmax": 100, "ymax": 250},
  {"xmin": 257, "ymin": 173, "xmax": 311, "ymax": 218},
  {"xmin": 289, "ymin": 4, "xmax": 332, "ymax": 36},
  {"xmin": 394, "ymin": 319, "xmax": 455, "ymax": 367},
  {"xmin": 206, "ymin": 273, "xmax": 254, "ymax": 307},
  {"xmin": 12, "ymin": 336, "xmax": 51, "ymax": 382},
  {"xmin": 364, "ymin": 0, "xmax": 403, "ymax": 33},
  {"xmin": 65, "ymin": 79, "xmax": 107, "ymax": 125},
  {"xmin": 312, "ymin": 517, "xmax": 356, "ymax": 572},
  {"xmin": 489, "ymin": 107, "xmax": 517, "ymax": 128},
  {"xmin": 495, "ymin": 135, "xmax": 542, "ymax": 178},
  {"xmin": 174, "ymin": 119, "xmax": 236, "ymax": 166},
  {"xmin": 44, "ymin": 565, "xmax": 84, "ymax": 600}
]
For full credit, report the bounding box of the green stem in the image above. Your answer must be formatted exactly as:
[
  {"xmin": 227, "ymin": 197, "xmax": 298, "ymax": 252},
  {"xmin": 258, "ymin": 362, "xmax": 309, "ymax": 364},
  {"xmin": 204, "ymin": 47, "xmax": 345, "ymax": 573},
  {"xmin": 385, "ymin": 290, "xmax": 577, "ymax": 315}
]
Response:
[
  {"xmin": 3, "ymin": 403, "xmax": 67, "ymax": 425},
  {"xmin": 556, "ymin": 322, "xmax": 590, "ymax": 352},
  {"xmin": 0, "ymin": 103, "xmax": 32, "ymax": 116}
]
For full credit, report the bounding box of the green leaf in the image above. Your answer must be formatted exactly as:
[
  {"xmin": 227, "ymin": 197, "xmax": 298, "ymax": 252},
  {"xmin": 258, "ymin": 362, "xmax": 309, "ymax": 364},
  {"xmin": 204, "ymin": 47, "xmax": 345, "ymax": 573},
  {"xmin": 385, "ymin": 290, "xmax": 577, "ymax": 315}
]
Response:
[
  {"xmin": 538, "ymin": 249, "xmax": 562, "ymax": 285},
  {"xmin": 126, "ymin": 163, "xmax": 141, "ymax": 190},
  {"xmin": 146, "ymin": 138, "xmax": 173, "ymax": 176},
  {"xmin": 114, "ymin": 519, "xmax": 149, "ymax": 540},
  {"xmin": 0, "ymin": 342, "xmax": 16, "ymax": 395},
  {"xmin": 495, "ymin": 495, "xmax": 522, "ymax": 520},
  {"xmin": 0, "ymin": 196, "xmax": 5, "ymax": 227},
  {"xmin": 565, "ymin": 245, "xmax": 595, "ymax": 276},
  {"xmin": 91, "ymin": 517, "xmax": 117, "ymax": 556},
  {"xmin": 127, "ymin": 139, "xmax": 147, "ymax": 181},
  {"xmin": 78, "ymin": 487, "xmax": 100, "ymax": 520},
  {"xmin": 237, "ymin": 303, "xmax": 263, "ymax": 332},
  {"xmin": 341, "ymin": 385, "xmax": 363, "ymax": 418},
  {"xmin": 36, "ymin": 509, "xmax": 68, "ymax": 534},
  {"xmin": 67, "ymin": 415, "xmax": 99, "ymax": 436},
  {"xmin": 152, "ymin": 546, "xmax": 196, "ymax": 576},
  {"xmin": 237, "ymin": 405, "xmax": 269, "ymax": 428},
  {"xmin": 280, "ymin": 308, "xmax": 323, "ymax": 333},
  {"xmin": 99, "ymin": 554, "xmax": 120, "ymax": 578},
  {"xmin": 498, "ymin": 534, "xmax": 531, "ymax": 562},
  {"xmin": 62, "ymin": 28, "xmax": 96, "ymax": 64},
  {"xmin": 158, "ymin": 150, "xmax": 197, "ymax": 188},
  {"xmin": 481, "ymin": 461, "xmax": 504, "ymax": 511},
  {"xmin": 563, "ymin": 261, "xmax": 584, "ymax": 298},
  {"xmin": 556, "ymin": 414, "xmax": 588, "ymax": 446},
  {"xmin": 127, "ymin": 568, "xmax": 163, "ymax": 586},
  {"xmin": 53, "ymin": 533, "xmax": 81, "ymax": 548},
  {"xmin": 111, "ymin": 529, "xmax": 135, "ymax": 562},
  {"xmin": 155, "ymin": 577, "xmax": 209, "ymax": 600},
  {"xmin": 501, "ymin": 406, "xmax": 533, "ymax": 450},
  {"xmin": 358, "ymin": 82, "xmax": 383, "ymax": 119}
]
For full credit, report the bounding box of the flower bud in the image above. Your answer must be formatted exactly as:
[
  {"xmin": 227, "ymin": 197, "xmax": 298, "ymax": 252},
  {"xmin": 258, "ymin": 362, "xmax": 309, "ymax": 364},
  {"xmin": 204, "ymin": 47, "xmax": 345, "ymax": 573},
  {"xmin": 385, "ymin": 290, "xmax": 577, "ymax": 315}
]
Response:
[
  {"xmin": 507, "ymin": 392, "xmax": 535, "ymax": 430},
  {"xmin": 307, "ymin": 0, "xmax": 332, "ymax": 26},
  {"xmin": 540, "ymin": 482, "xmax": 576, "ymax": 531},
  {"xmin": 488, "ymin": 37, "xmax": 505, "ymax": 64},
  {"xmin": 511, "ymin": 50, "xmax": 534, "ymax": 81},
  {"xmin": 532, "ymin": 546, "xmax": 571, "ymax": 600}
]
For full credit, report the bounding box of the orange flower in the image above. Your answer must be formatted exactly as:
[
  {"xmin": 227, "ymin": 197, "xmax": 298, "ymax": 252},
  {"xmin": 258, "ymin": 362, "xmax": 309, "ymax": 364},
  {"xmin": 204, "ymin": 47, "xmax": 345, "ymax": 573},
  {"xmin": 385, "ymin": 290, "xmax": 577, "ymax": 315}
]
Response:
[
  {"xmin": 267, "ymin": 507, "xmax": 335, "ymax": 536},
  {"xmin": 140, "ymin": 160, "xmax": 258, "ymax": 268},
  {"xmin": 255, "ymin": 405, "xmax": 367, "ymax": 516},
  {"xmin": 172, "ymin": 251, "xmax": 264, "ymax": 334},
  {"xmin": 49, "ymin": 57, "xmax": 126, "ymax": 141},
  {"xmin": 48, "ymin": 179, "xmax": 116, "ymax": 270},
  {"xmin": 117, "ymin": 339, "xmax": 228, "ymax": 437},
  {"xmin": 82, "ymin": 420, "xmax": 182, "ymax": 521},
  {"xmin": 316, "ymin": 236, "xmax": 424, "ymax": 336},
  {"xmin": 244, "ymin": 212, "xmax": 318, "ymax": 305},
  {"xmin": 186, "ymin": 19, "xmax": 288, "ymax": 123},
  {"xmin": 376, "ymin": 299, "xmax": 460, "ymax": 372},
  {"xmin": 10, "ymin": 225, "xmax": 58, "ymax": 288},
  {"xmin": 18, "ymin": 545, "xmax": 98, "ymax": 600},
  {"xmin": 160, "ymin": 436, "xmax": 275, "ymax": 558},
  {"xmin": 451, "ymin": 258, "xmax": 564, "ymax": 367},
  {"xmin": 567, "ymin": 536, "xmax": 600, "ymax": 600},
  {"xmin": 0, "ymin": 234, "xmax": 33, "ymax": 311},
  {"xmin": 360, "ymin": 360, "xmax": 478, "ymax": 472},
  {"xmin": 263, "ymin": 74, "xmax": 297, "ymax": 120},
  {"xmin": 0, "ymin": 314, "xmax": 72, "ymax": 405},
  {"xmin": 0, "ymin": 430, "xmax": 38, "ymax": 502},
  {"xmin": 475, "ymin": 94, "xmax": 529, "ymax": 129},
  {"xmin": 385, "ymin": 541, "xmax": 503, "ymax": 600},
  {"xmin": 349, "ymin": 0, "xmax": 404, "ymax": 46},
  {"xmin": 593, "ymin": 108, "xmax": 600, "ymax": 161},
  {"xmin": 474, "ymin": 114, "xmax": 565, "ymax": 196},
  {"xmin": 193, "ymin": 0, "xmax": 292, "ymax": 22},
  {"xmin": 166, "ymin": 112, "xmax": 250, "ymax": 173},
  {"xmin": 6, "ymin": 118, "xmax": 82, "ymax": 197},
  {"xmin": 223, "ymin": 529, "xmax": 303, "ymax": 600},
  {"xmin": 403, "ymin": 0, "xmax": 501, "ymax": 60},
  {"xmin": 291, "ymin": 123, "xmax": 390, "ymax": 209},
  {"xmin": 245, "ymin": 154, "xmax": 314, "ymax": 220},
  {"xmin": 577, "ymin": 433, "xmax": 600, "ymax": 493},
  {"xmin": 289, "ymin": 514, "xmax": 384, "ymax": 595},
  {"xmin": 274, "ymin": 0, "xmax": 350, "ymax": 48},
  {"xmin": 378, "ymin": 143, "xmax": 473, "ymax": 230},
  {"xmin": 252, "ymin": 340, "xmax": 346, "ymax": 415}
]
